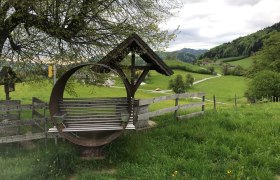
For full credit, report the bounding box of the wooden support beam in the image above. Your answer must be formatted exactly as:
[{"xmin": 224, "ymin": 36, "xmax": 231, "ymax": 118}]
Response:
[{"xmin": 134, "ymin": 68, "xmax": 150, "ymax": 91}]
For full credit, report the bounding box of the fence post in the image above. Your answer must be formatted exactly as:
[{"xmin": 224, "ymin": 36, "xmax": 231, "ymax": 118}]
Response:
[
  {"xmin": 213, "ymin": 95, "xmax": 216, "ymax": 111},
  {"xmin": 202, "ymin": 96, "xmax": 205, "ymax": 112},
  {"xmin": 271, "ymin": 96, "xmax": 274, "ymax": 102},
  {"xmin": 174, "ymin": 97, "xmax": 179, "ymax": 119}
]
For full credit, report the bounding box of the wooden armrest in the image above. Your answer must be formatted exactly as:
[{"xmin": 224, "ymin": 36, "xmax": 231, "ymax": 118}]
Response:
[
  {"xmin": 121, "ymin": 110, "xmax": 129, "ymax": 122},
  {"xmin": 53, "ymin": 112, "xmax": 67, "ymax": 123}
]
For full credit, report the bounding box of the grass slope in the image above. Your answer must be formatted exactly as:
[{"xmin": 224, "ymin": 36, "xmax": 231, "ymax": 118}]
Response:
[
  {"xmin": 228, "ymin": 56, "xmax": 254, "ymax": 69},
  {"xmin": 1, "ymin": 103, "xmax": 280, "ymax": 179},
  {"xmin": 190, "ymin": 75, "xmax": 249, "ymax": 104},
  {"xmin": 142, "ymin": 70, "xmax": 213, "ymax": 90}
]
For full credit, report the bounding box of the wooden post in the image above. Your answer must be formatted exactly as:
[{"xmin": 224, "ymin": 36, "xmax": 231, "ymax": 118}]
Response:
[
  {"xmin": 213, "ymin": 95, "xmax": 216, "ymax": 111},
  {"xmin": 202, "ymin": 96, "xmax": 205, "ymax": 112},
  {"xmin": 43, "ymin": 103, "xmax": 47, "ymax": 147},
  {"xmin": 4, "ymin": 83, "xmax": 10, "ymax": 100},
  {"xmin": 271, "ymin": 96, "xmax": 273, "ymax": 102},
  {"xmin": 31, "ymin": 97, "xmax": 35, "ymax": 133},
  {"xmin": 174, "ymin": 97, "xmax": 179, "ymax": 119}
]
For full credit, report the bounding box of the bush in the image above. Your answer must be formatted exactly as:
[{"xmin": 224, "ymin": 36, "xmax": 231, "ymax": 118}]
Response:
[
  {"xmin": 245, "ymin": 70, "xmax": 280, "ymax": 102},
  {"xmin": 169, "ymin": 75, "xmax": 186, "ymax": 94},
  {"xmin": 186, "ymin": 74, "xmax": 194, "ymax": 87}
]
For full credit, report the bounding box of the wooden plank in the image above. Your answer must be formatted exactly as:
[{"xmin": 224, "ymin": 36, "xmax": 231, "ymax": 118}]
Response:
[
  {"xmin": 61, "ymin": 102, "xmax": 129, "ymax": 106},
  {"xmin": 61, "ymin": 100, "xmax": 129, "ymax": 103},
  {"xmin": 65, "ymin": 117, "xmax": 122, "ymax": 121},
  {"xmin": 0, "ymin": 132, "xmax": 45, "ymax": 143},
  {"xmin": 138, "ymin": 92, "xmax": 205, "ymax": 106},
  {"xmin": 66, "ymin": 114, "xmax": 120, "ymax": 118},
  {"xmin": 0, "ymin": 118, "xmax": 46, "ymax": 128},
  {"xmin": 62, "ymin": 97, "xmax": 127, "ymax": 100},
  {"xmin": 67, "ymin": 124, "xmax": 121, "ymax": 128},
  {"xmin": 59, "ymin": 105, "xmax": 128, "ymax": 109},
  {"xmin": 65, "ymin": 120, "xmax": 122, "ymax": 123},
  {"xmin": 32, "ymin": 110, "xmax": 44, "ymax": 118},
  {"xmin": 177, "ymin": 111, "xmax": 204, "ymax": 120},
  {"xmin": 138, "ymin": 106, "xmax": 178, "ymax": 120},
  {"xmin": 62, "ymin": 111, "xmax": 119, "ymax": 115},
  {"xmin": 61, "ymin": 109, "xmax": 126, "ymax": 113},
  {"xmin": 0, "ymin": 100, "xmax": 21, "ymax": 105},
  {"xmin": 32, "ymin": 97, "xmax": 46, "ymax": 105},
  {"xmin": 62, "ymin": 127, "xmax": 123, "ymax": 132},
  {"xmin": 0, "ymin": 104, "xmax": 33, "ymax": 112},
  {"xmin": 0, "ymin": 114, "xmax": 19, "ymax": 120},
  {"xmin": 178, "ymin": 92, "xmax": 205, "ymax": 99}
]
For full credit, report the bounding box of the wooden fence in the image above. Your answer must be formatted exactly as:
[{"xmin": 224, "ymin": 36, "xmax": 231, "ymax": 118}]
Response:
[
  {"xmin": 136, "ymin": 92, "xmax": 205, "ymax": 127},
  {"xmin": 0, "ymin": 97, "xmax": 54, "ymax": 144}
]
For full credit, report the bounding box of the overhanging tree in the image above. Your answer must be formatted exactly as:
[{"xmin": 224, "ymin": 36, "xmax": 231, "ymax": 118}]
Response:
[{"xmin": 0, "ymin": 0, "xmax": 180, "ymax": 69}]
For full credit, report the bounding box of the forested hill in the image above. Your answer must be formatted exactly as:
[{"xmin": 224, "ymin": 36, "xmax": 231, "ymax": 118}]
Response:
[
  {"xmin": 199, "ymin": 22, "xmax": 280, "ymax": 60},
  {"xmin": 157, "ymin": 48, "xmax": 207, "ymax": 63}
]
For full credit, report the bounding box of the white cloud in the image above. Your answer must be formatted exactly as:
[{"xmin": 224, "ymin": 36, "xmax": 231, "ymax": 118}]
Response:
[{"xmin": 161, "ymin": 0, "xmax": 280, "ymax": 51}]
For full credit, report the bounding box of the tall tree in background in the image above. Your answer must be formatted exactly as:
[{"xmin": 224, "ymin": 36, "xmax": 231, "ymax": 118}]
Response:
[
  {"xmin": 247, "ymin": 31, "xmax": 280, "ymax": 77},
  {"xmin": 245, "ymin": 31, "xmax": 280, "ymax": 102},
  {"xmin": 0, "ymin": 0, "xmax": 181, "ymax": 68}
]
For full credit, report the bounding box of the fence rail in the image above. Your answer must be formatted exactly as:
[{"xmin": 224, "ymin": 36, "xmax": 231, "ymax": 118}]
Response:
[
  {"xmin": 137, "ymin": 92, "xmax": 205, "ymax": 122},
  {"xmin": 0, "ymin": 97, "xmax": 50, "ymax": 144}
]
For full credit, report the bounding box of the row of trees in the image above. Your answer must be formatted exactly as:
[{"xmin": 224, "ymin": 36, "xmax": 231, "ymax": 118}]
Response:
[{"xmin": 199, "ymin": 22, "xmax": 280, "ymax": 60}]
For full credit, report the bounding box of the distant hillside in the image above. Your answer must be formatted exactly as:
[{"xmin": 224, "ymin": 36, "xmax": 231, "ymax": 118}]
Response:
[
  {"xmin": 199, "ymin": 22, "xmax": 280, "ymax": 60},
  {"xmin": 157, "ymin": 48, "xmax": 207, "ymax": 63}
]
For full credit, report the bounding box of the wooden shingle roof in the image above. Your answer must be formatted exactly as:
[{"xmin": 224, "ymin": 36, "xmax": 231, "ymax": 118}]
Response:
[{"xmin": 98, "ymin": 33, "xmax": 173, "ymax": 76}]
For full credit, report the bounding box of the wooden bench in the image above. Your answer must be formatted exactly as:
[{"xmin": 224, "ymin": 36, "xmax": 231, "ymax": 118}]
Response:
[{"xmin": 49, "ymin": 97, "xmax": 135, "ymax": 132}]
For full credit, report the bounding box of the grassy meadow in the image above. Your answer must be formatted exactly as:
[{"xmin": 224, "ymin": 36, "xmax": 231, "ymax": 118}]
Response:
[
  {"xmin": 1, "ymin": 60, "xmax": 280, "ymax": 179},
  {"xmin": 1, "ymin": 103, "xmax": 280, "ymax": 179},
  {"xmin": 228, "ymin": 56, "xmax": 254, "ymax": 69}
]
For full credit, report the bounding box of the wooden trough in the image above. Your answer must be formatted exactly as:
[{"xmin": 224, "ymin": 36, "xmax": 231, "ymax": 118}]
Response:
[{"xmin": 48, "ymin": 33, "xmax": 173, "ymax": 157}]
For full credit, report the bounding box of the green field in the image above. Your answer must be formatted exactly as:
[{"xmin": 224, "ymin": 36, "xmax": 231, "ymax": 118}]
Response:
[
  {"xmin": 228, "ymin": 56, "xmax": 254, "ymax": 69},
  {"xmin": 4, "ymin": 60, "xmax": 276, "ymax": 179},
  {"xmin": 164, "ymin": 59, "xmax": 206, "ymax": 72},
  {"xmin": 141, "ymin": 70, "xmax": 214, "ymax": 90},
  {"xmin": 190, "ymin": 75, "xmax": 249, "ymax": 104},
  {"xmin": 1, "ymin": 103, "xmax": 280, "ymax": 179}
]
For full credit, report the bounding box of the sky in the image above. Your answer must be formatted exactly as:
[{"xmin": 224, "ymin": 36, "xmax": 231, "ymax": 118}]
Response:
[{"xmin": 161, "ymin": 0, "xmax": 280, "ymax": 51}]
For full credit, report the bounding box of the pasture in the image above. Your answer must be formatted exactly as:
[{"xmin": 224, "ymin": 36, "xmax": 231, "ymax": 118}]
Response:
[
  {"xmin": 1, "ymin": 60, "xmax": 280, "ymax": 179},
  {"xmin": 1, "ymin": 103, "xmax": 280, "ymax": 179}
]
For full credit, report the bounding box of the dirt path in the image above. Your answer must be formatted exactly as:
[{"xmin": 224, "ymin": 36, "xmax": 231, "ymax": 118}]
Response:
[{"xmin": 193, "ymin": 74, "xmax": 222, "ymax": 85}]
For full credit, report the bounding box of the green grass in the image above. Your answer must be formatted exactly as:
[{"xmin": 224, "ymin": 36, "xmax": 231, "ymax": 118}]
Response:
[
  {"xmin": 0, "ymin": 80, "xmax": 167, "ymax": 104},
  {"xmin": 142, "ymin": 70, "xmax": 214, "ymax": 90},
  {"xmin": 216, "ymin": 56, "xmax": 247, "ymax": 62},
  {"xmin": 228, "ymin": 56, "xmax": 254, "ymax": 69},
  {"xmin": 190, "ymin": 75, "xmax": 249, "ymax": 104},
  {"xmin": 1, "ymin": 103, "xmax": 280, "ymax": 179}
]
